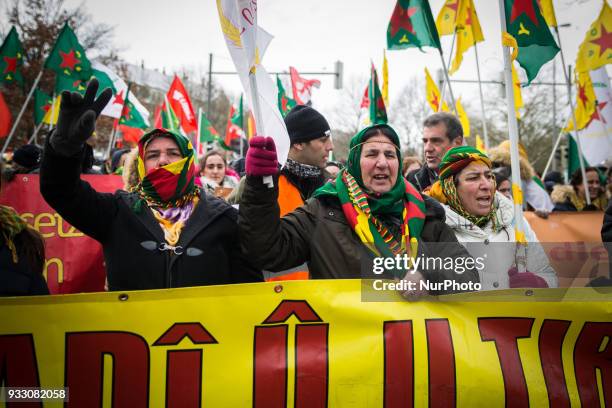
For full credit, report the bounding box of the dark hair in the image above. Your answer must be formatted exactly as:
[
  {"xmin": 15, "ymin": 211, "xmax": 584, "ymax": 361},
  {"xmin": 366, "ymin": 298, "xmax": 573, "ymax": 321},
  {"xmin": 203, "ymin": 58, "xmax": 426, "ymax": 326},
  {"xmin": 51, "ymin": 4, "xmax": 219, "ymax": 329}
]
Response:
[
  {"xmin": 570, "ymin": 166, "xmax": 599, "ymax": 188},
  {"xmin": 422, "ymin": 112, "xmax": 463, "ymax": 142},
  {"xmin": 0, "ymin": 161, "xmax": 45, "ymax": 275},
  {"xmin": 361, "ymin": 126, "xmax": 400, "ymax": 147},
  {"xmin": 199, "ymin": 150, "xmax": 227, "ymax": 170}
]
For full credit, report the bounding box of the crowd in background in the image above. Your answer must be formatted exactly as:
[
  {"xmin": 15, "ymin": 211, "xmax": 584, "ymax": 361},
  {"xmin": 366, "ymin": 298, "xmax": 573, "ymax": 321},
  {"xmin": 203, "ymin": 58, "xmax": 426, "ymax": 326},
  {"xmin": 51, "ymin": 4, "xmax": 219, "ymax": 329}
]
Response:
[{"xmin": 0, "ymin": 83, "xmax": 610, "ymax": 297}]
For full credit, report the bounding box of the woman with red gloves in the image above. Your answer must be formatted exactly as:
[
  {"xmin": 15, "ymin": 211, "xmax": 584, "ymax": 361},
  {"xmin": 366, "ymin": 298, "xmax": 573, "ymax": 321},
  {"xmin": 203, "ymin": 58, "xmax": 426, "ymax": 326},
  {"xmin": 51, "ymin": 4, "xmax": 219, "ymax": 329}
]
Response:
[
  {"xmin": 426, "ymin": 146, "xmax": 558, "ymax": 290},
  {"xmin": 239, "ymin": 124, "xmax": 480, "ymax": 295}
]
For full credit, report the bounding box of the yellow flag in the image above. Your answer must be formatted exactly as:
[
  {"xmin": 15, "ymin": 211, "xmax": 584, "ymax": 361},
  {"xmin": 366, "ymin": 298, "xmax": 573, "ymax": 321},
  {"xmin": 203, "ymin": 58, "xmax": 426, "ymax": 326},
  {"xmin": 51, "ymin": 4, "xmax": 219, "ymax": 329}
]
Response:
[
  {"xmin": 476, "ymin": 134, "xmax": 485, "ymax": 153},
  {"xmin": 449, "ymin": 0, "xmax": 484, "ymax": 74},
  {"xmin": 575, "ymin": 1, "xmax": 612, "ymax": 73},
  {"xmin": 564, "ymin": 70, "xmax": 597, "ymax": 131},
  {"xmin": 425, "ymin": 68, "xmax": 449, "ymax": 112},
  {"xmin": 382, "ymin": 50, "xmax": 389, "ymax": 107},
  {"xmin": 42, "ymin": 95, "xmax": 61, "ymax": 125},
  {"xmin": 456, "ymin": 97, "xmax": 470, "ymax": 137},
  {"xmin": 512, "ymin": 63, "xmax": 523, "ymax": 119},
  {"xmin": 435, "ymin": 0, "xmax": 460, "ymax": 36},
  {"xmin": 537, "ymin": 0, "xmax": 558, "ymax": 27}
]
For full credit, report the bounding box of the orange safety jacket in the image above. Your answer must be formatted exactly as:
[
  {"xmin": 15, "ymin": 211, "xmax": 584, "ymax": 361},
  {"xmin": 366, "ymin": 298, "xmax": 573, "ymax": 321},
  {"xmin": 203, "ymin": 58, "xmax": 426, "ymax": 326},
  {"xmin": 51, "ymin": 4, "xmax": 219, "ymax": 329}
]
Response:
[{"xmin": 265, "ymin": 174, "xmax": 309, "ymax": 281}]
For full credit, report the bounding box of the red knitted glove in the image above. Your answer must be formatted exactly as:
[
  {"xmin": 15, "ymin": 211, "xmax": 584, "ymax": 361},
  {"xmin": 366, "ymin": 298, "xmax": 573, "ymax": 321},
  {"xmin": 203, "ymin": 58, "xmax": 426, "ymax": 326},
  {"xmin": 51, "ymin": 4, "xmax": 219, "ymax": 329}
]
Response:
[
  {"xmin": 246, "ymin": 136, "xmax": 278, "ymax": 177},
  {"xmin": 508, "ymin": 267, "xmax": 549, "ymax": 288}
]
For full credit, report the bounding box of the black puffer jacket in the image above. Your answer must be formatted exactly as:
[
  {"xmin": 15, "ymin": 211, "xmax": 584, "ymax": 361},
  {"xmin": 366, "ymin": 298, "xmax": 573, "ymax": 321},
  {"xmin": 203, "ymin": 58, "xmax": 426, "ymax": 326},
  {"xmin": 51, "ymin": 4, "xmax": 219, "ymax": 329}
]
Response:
[
  {"xmin": 40, "ymin": 140, "xmax": 261, "ymax": 291},
  {"xmin": 406, "ymin": 164, "xmax": 437, "ymax": 192},
  {"xmin": 239, "ymin": 175, "xmax": 480, "ymax": 294}
]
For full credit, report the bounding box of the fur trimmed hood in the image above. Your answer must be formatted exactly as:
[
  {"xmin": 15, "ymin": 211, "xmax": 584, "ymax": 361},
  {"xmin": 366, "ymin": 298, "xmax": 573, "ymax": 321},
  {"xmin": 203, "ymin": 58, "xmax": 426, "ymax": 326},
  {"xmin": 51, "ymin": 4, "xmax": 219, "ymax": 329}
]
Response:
[
  {"xmin": 487, "ymin": 143, "xmax": 535, "ymax": 180},
  {"xmin": 121, "ymin": 148, "xmax": 139, "ymax": 191},
  {"xmin": 550, "ymin": 184, "xmax": 575, "ymax": 205}
]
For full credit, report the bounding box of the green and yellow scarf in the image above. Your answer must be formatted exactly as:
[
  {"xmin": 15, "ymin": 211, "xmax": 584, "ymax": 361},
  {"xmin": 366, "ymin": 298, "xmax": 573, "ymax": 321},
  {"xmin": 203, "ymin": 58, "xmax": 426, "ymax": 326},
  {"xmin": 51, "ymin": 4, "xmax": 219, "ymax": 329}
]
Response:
[
  {"xmin": 314, "ymin": 124, "xmax": 425, "ymax": 273},
  {"xmin": 132, "ymin": 129, "xmax": 199, "ymax": 212},
  {"xmin": 426, "ymin": 146, "xmax": 497, "ymax": 229}
]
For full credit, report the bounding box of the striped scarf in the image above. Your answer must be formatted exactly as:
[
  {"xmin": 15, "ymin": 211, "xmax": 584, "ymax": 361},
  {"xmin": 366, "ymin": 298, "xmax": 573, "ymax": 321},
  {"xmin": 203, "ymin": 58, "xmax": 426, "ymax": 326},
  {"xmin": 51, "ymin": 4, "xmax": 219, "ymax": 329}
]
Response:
[
  {"xmin": 132, "ymin": 129, "xmax": 199, "ymax": 212},
  {"xmin": 0, "ymin": 205, "xmax": 27, "ymax": 263},
  {"xmin": 314, "ymin": 124, "xmax": 425, "ymax": 276},
  {"xmin": 427, "ymin": 146, "xmax": 497, "ymax": 229}
]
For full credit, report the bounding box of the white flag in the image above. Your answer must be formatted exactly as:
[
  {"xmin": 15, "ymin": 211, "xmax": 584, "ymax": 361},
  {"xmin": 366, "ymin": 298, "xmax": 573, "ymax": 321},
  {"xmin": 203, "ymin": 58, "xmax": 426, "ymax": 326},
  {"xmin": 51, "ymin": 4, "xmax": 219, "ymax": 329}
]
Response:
[
  {"xmin": 92, "ymin": 61, "xmax": 150, "ymax": 125},
  {"xmin": 216, "ymin": 0, "xmax": 289, "ymax": 165},
  {"xmin": 569, "ymin": 67, "xmax": 612, "ymax": 166}
]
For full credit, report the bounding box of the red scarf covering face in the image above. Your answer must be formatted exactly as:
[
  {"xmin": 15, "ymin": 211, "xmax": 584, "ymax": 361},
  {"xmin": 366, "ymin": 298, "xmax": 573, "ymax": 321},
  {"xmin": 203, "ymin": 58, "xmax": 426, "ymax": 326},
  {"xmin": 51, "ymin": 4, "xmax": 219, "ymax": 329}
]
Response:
[{"xmin": 133, "ymin": 129, "xmax": 198, "ymax": 211}]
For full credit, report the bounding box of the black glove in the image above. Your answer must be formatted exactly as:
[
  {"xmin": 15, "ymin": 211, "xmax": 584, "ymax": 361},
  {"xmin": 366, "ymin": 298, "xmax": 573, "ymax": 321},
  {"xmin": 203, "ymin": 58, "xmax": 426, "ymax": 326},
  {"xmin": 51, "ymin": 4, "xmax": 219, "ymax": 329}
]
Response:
[{"xmin": 50, "ymin": 78, "xmax": 112, "ymax": 157}]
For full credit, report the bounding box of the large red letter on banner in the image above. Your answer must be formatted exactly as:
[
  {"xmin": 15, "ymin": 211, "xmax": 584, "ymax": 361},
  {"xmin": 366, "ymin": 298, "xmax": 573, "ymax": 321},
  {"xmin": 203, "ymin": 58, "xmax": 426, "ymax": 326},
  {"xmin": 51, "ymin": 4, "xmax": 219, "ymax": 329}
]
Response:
[
  {"xmin": 65, "ymin": 331, "xmax": 149, "ymax": 407},
  {"xmin": 574, "ymin": 322, "xmax": 612, "ymax": 407},
  {"xmin": 479, "ymin": 318, "xmax": 534, "ymax": 408}
]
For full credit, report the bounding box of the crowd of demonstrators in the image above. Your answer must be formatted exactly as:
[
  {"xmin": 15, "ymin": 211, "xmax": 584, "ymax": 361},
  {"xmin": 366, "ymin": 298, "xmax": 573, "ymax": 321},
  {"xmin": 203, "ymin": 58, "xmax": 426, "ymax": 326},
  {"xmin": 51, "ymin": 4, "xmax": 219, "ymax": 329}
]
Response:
[
  {"xmin": 0, "ymin": 161, "xmax": 49, "ymax": 296},
  {"xmin": 552, "ymin": 167, "xmax": 609, "ymax": 212},
  {"xmin": 426, "ymin": 147, "xmax": 557, "ymax": 290},
  {"xmin": 406, "ymin": 112, "xmax": 463, "ymax": 192},
  {"xmin": 199, "ymin": 150, "xmax": 240, "ymax": 199},
  {"xmin": 1, "ymin": 76, "xmax": 610, "ymax": 297},
  {"xmin": 239, "ymin": 123, "xmax": 480, "ymax": 297},
  {"xmin": 39, "ymin": 79, "xmax": 261, "ymax": 291}
]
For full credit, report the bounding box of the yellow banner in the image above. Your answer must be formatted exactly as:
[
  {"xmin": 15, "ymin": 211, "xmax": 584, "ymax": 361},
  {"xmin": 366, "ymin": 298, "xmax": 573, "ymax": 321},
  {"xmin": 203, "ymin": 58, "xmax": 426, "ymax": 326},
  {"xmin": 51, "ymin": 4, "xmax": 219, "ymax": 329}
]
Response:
[{"xmin": 0, "ymin": 281, "xmax": 610, "ymax": 407}]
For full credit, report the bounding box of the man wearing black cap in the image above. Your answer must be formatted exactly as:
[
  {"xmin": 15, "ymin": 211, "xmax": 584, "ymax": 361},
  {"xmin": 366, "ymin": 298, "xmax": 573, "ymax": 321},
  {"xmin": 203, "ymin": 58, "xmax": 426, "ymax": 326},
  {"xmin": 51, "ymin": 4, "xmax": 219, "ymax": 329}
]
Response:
[
  {"xmin": 228, "ymin": 104, "xmax": 333, "ymax": 213},
  {"xmin": 278, "ymin": 104, "xmax": 334, "ymax": 215}
]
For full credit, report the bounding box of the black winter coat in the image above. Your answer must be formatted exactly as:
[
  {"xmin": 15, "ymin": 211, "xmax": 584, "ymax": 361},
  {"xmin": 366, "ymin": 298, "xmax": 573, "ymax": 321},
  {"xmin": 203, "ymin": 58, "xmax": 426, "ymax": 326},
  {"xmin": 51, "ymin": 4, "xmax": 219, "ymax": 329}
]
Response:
[
  {"xmin": 40, "ymin": 142, "xmax": 261, "ymax": 291},
  {"xmin": 0, "ymin": 233, "xmax": 49, "ymax": 296},
  {"xmin": 406, "ymin": 164, "xmax": 437, "ymax": 193}
]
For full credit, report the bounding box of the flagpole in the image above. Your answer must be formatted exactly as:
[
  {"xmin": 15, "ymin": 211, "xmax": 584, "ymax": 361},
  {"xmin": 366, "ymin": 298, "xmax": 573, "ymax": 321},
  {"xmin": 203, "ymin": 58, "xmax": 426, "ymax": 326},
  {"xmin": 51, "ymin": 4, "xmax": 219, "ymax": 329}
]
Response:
[
  {"xmin": 542, "ymin": 116, "xmax": 571, "ymax": 178},
  {"xmin": 248, "ymin": 69, "xmax": 273, "ymax": 187},
  {"xmin": 437, "ymin": 49, "xmax": 457, "ymax": 115},
  {"xmin": 1, "ymin": 70, "xmax": 43, "ymax": 155},
  {"xmin": 553, "ymin": 28, "xmax": 591, "ymax": 205},
  {"xmin": 439, "ymin": 31, "xmax": 457, "ymax": 112},
  {"xmin": 49, "ymin": 92, "xmax": 57, "ymax": 130},
  {"xmin": 164, "ymin": 94, "xmax": 176, "ymax": 132},
  {"xmin": 498, "ymin": 0, "xmax": 527, "ymax": 272},
  {"xmin": 473, "ymin": 41, "xmax": 489, "ymax": 149},
  {"xmin": 27, "ymin": 121, "xmax": 44, "ymax": 145},
  {"xmin": 196, "ymin": 107, "xmax": 203, "ymax": 156}
]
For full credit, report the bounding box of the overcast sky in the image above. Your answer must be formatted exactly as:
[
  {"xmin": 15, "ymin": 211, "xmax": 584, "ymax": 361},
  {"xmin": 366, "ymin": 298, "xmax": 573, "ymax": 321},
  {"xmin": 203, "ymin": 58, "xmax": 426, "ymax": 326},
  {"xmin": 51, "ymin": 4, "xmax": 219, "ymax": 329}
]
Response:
[{"xmin": 8, "ymin": 0, "xmax": 611, "ymax": 128}]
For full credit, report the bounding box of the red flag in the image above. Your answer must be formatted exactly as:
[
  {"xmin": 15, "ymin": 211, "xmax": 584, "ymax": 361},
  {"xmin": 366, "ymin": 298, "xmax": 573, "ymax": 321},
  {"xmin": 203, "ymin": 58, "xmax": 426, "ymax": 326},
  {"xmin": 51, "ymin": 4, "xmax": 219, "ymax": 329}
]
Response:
[
  {"xmin": 0, "ymin": 92, "xmax": 11, "ymax": 138},
  {"xmin": 118, "ymin": 124, "xmax": 144, "ymax": 145},
  {"xmin": 289, "ymin": 66, "xmax": 321, "ymax": 105},
  {"xmin": 166, "ymin": 75, "xmax": 197, "ymax": 133},
  {"xmin": 153, "ymin": 104, "xmax": 163, "ymax": 129},
  {"xmin": 224, "ymin": 104, "xmax": 244, "ymax": 148}
]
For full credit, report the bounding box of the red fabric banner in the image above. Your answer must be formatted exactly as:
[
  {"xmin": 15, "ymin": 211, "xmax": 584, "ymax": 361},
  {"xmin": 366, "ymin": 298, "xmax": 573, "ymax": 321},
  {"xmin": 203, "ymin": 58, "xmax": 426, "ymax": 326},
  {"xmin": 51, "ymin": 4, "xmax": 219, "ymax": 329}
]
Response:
[{"xmin": 0, "ymin": 174, "xmax": 123, "ymax": 294}]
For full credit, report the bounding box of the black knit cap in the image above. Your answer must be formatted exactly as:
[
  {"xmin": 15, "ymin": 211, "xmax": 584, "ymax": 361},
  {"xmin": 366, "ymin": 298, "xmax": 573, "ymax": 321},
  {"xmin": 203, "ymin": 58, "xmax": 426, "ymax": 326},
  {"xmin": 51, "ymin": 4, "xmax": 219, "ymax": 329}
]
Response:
[{"xmin": 284, "ymin": 105, "xmax": 331, "ymax": 144}]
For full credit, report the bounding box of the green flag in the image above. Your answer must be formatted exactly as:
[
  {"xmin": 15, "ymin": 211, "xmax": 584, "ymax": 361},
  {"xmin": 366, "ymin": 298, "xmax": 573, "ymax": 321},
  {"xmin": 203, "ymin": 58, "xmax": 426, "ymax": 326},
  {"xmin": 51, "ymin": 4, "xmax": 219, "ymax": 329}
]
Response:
[
  {"xmin": 504, "ymin": 0, "xmax": 559, "ymax": 84},
  {"xmin": 119, "ymin": 98, "xmax": 148, "ymax": 130},
  {"xmin": 567, "ymin": 133, "xmax": 590, "ymax": 180},
  {"xmin": 162, "ymin": 100, "xmax": 181, "ymax": 132},
  {"xmin": 44, "ymin": 23, "xmax": 91, "ymax": 80},
  {"xmin": 387, "ymin": 0, "xmax": 441, "ymax": 50},
  {"xmin": 34, "ymin": 89, "xmax": 52, "ymax": 125},
  {"xmin": 277, "ymin": 75, "xmax": 296, "ymax": 117},
  {"xmin": 55, "ymin": 74, "xmax": 87, "ymax": 94},
  {"xmin": 0, "ymin": 27, "xmax": 24, "ymax": 86},
  {"xmin": 199, "ymin": 111, "xmax": 219, "ymax": 144},
  {"xmin": 369, "ymin": 64, "xmax": 387, "ymax": 124}
]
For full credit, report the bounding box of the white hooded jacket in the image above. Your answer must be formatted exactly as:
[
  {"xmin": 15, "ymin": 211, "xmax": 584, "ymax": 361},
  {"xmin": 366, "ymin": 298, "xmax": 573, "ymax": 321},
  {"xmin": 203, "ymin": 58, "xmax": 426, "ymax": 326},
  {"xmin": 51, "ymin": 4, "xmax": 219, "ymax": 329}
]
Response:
[{"xmin": 441, "ymin": 192, "xmax": 558, "ymax": 290}]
